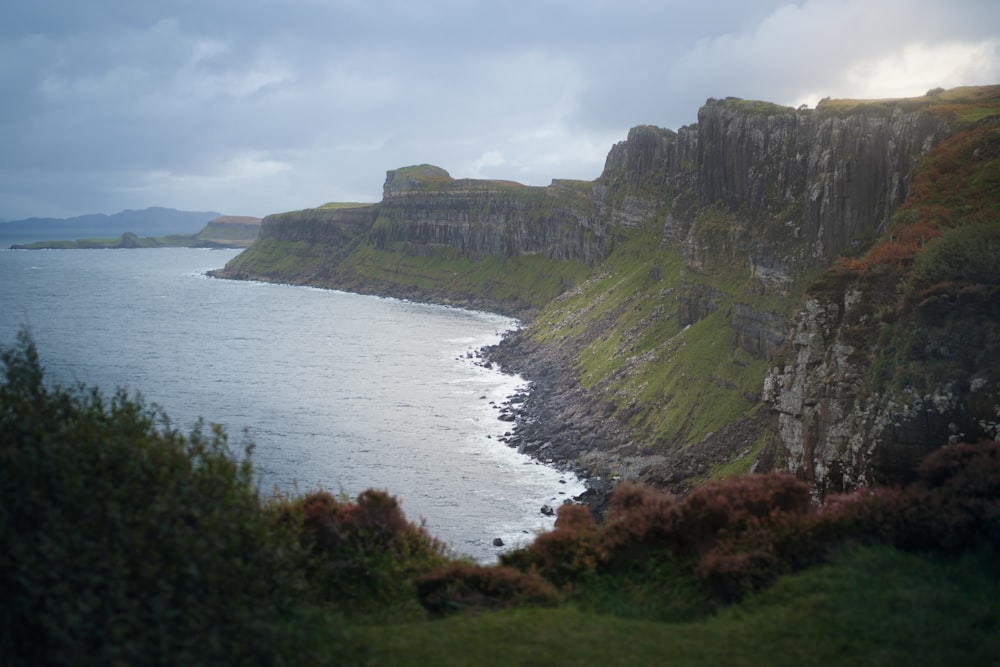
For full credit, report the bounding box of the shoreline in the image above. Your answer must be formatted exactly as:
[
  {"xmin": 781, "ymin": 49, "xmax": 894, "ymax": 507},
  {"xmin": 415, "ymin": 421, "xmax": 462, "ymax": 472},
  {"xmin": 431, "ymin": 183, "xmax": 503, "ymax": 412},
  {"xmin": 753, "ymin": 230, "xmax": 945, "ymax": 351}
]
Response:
[
  {"xmin": 477, "ymin": 328, "xmax": 627, "ymax": 513},
  {"xmin": 210, "ymin": 268, "xmax": 630, "ymax": 509},
  {"xmin": 479, "ymin": 325, "xmax": 767, "ymax": 508},
  {"xmin": 210, "ymin": 268, "xmax": 737, "ymax": 509}
]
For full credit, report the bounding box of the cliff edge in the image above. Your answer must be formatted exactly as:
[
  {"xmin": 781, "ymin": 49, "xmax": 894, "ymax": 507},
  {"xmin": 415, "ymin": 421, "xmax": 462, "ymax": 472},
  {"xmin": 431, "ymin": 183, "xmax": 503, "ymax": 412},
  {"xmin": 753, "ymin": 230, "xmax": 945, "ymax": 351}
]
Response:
[{"xmin": 215, "ymin": 84, "xmax": 1000, "ymax": 496}]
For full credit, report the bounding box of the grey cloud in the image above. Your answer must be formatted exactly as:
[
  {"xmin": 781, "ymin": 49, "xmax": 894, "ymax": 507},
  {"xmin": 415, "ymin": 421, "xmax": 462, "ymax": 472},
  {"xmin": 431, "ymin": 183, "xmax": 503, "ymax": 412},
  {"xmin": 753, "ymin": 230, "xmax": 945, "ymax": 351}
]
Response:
[{"xmin": 1, "ymin": 0, "xmax": 997, "ymax": 220}]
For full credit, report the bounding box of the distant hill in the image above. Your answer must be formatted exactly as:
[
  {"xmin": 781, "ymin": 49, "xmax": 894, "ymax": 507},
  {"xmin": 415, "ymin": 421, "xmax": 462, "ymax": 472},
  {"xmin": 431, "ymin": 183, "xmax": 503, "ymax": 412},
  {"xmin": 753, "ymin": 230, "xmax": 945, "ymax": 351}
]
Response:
[{"xmin": 0, "ymin": 207, "xmax": 224, "ymax": 243}]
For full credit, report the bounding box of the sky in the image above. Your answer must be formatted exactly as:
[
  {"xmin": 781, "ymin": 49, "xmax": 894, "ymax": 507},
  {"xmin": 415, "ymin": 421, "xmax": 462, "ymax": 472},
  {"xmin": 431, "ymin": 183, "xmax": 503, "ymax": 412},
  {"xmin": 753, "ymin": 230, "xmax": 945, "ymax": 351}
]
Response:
[{"xmin": 1, "ymin": 0, "xmax": 998, "ymax": 221}]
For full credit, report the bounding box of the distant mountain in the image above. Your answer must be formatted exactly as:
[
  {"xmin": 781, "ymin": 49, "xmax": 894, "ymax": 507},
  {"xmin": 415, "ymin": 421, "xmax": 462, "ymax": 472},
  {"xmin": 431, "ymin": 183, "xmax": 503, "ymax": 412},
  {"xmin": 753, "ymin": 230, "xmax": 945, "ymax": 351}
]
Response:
[{"xmin": 0, "ymin": 207, "xmax": 224, "ymax": 243}]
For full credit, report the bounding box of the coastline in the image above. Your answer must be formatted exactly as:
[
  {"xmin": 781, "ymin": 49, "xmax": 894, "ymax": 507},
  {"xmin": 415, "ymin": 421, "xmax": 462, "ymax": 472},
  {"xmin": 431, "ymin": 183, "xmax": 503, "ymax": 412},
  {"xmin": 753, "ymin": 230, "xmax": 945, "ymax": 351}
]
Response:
[
  {"xmin": 479, "ymin": 326, "xmax": 768, "ymax": 506},
  {"xmin": 478, "ymin": 328, "xmax": 627, "ymax": 512},
  {"xmin": 212, "ymin": 265, "xmax": 767, "ymax": 506},
  {"xmin": 210, "ymin": 268, "xmax": 622, "ymax": 509}
]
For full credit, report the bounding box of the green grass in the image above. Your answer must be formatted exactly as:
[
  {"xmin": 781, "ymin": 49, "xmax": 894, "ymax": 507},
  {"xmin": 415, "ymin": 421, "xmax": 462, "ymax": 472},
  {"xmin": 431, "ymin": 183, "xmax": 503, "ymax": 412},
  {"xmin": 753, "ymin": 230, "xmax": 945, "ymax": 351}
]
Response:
[
  {"xmin": 317, "ymin": 201, "xmax": 375, "ymax": 209},
  {"xmin": 530, "ymin": 221, "xmax": 777, "ymax": 451},
  {"xmin": 708, "ymin": 428, "xmax": 768, "ymax": 479},
  {"xmin": 357, "ymin": 546, "xmax": 1000, "ymax": 667},
  {"xmin": 815, "ymin": 84, "xmax": 1000, "ymax": 124},
  {"xmin": 336, "ymin": 240, "xmax": 592, "ymax": 314},
  {"xmin": 221, "ymin": 239, "xmax": 329, "ymax": 278},
  {"xmin": 10, "ymin": 233, "xmax": 246, "ymax": 250},
  {"xmin": 10, "ymin": 235, "xmax": 198, "ymax": 249}
]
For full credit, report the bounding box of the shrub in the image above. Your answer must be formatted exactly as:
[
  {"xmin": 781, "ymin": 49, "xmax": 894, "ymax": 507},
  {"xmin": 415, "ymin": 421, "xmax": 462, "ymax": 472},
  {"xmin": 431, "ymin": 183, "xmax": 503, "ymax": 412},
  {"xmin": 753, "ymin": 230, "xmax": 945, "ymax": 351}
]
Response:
[
  {"xmin": 695, "ymin": 546, "xmax": 784, "ymax": 600},
  {"xmin": 671, "ymin": 473, "xmax": 812, "ymax": 558},
  {"xmin": 913, "ymin": 222, "xmax": 1000, "ymax": 288},
  {"xmin": 813, "ymin": 442, "xmax": 1000, "ymax": 553},
  {"xmin": 415, "ymin": 564, "xmax": 561, "ymax": 615},
  {"xmin": 913, "ymin": 441, "xmax": 1000, "ymax": 548},
  {"xmin": 0, "ymin": 331, "xmax": 341, "ymax": 666},
  {"xmin": 279, "ymin": 488, "xmax": 449, "ymax": 609},
  {"xmin": 502, "ymin": 503, "xmax": 603, "ymax": 585},
  {"xmin": 600, "ymin": 482, "xmax": 681, "ymax": 564}
]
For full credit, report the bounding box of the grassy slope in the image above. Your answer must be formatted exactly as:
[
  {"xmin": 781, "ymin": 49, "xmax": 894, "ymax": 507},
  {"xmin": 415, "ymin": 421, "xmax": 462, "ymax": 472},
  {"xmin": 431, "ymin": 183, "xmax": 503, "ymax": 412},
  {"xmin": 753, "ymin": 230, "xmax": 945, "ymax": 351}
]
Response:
[
  {"xmin": 530, "ymin": 217, "xmax": 789, "ymax": 455},
  {"xmin": 334, "ymin": 240, "xmax": 593, "ymax": 314},
  {"xmin": 359, "ymin": 546, "xmax": 1000, "ymax": 666}
]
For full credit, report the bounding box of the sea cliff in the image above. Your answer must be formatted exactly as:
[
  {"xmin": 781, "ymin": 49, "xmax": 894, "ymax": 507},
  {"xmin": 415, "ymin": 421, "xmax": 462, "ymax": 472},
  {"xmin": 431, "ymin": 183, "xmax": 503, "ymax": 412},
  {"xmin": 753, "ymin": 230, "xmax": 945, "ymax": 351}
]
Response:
[{"xmin": 215, "ymin": 85, "xmax": 1000, "ymax": 496}]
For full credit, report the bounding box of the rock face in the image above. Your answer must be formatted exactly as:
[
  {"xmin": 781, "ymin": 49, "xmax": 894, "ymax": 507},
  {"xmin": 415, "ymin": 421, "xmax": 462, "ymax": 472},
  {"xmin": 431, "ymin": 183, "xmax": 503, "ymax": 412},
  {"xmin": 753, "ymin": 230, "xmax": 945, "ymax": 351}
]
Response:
[
  {"xmin": 236, "ymin": 97, "xmax": 949, "ymax": 281},
  {"xmin": 695, "ymin": 99, "xmax": 949, "ymax": 263},
  {"xmin": 373, "ymin": 165, "xmax": 606, "ymax": 263},
  {"xmin": 197, "ymin": 216, "xmax": 263, "ymax": 247},
  {"xmin": 257, "ymin": 207, "xmax": 373, "ymax": 245}
]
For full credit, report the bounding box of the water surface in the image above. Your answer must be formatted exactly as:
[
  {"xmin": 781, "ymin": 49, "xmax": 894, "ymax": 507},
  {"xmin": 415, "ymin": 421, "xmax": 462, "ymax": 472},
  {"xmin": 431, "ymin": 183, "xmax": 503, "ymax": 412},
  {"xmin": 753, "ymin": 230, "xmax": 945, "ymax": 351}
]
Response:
[{"xmin": 0, "ymin": 246, "xmax": 584, "ymax": 560}]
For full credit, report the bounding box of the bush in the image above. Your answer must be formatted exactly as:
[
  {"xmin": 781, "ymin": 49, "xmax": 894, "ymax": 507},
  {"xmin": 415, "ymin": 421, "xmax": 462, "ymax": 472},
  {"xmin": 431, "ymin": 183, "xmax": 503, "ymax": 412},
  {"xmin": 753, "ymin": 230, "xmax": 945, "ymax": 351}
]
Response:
[
  {"xmin": 913, "ymin": 222, "xmax": 1000, "ymax": 288},
  {"xmin": 415, "ymin": 564, "xmax": 561, "ymax": 615},
  {"xmin": 815, "ymin": 442, "xmax": 1000, "ymax": 553},
  {"xmin": 0, "ymin": 332, "xmax": 344, "ymax": 666},
  {"xmin": 914, "ymin": 441, "xmax": 1000, "ymax": 548},
  {"xmin": 501, "ymin": 504, "xmax": 603, "ymax": 585},
  {"xmin": 600, "ymin": 482, "xmax": 681, "ymax": 564},
  {"xmin": 671, "ymin": 473, "xmax": 812, "ymax": 558},
  {"xmin": 278, "ymin": 488, "xmax": 449, "ymax": 610}
]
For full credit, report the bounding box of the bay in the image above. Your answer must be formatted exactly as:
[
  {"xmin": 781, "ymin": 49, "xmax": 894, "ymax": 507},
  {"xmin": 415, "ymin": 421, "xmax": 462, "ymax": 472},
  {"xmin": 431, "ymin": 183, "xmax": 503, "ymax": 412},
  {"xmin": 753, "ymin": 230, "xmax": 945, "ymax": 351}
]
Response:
[{"xmin": 0, "ymin": 246, "xmax": 584, "ymax": 561}]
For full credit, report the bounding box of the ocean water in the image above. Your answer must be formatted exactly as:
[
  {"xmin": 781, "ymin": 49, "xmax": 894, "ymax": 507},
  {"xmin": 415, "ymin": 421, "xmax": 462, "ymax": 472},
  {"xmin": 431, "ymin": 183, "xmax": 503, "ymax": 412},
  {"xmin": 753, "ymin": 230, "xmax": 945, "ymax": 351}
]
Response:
[{"xmin": 0, "ymin": 246, "xmax": 585, "ymax": 561}]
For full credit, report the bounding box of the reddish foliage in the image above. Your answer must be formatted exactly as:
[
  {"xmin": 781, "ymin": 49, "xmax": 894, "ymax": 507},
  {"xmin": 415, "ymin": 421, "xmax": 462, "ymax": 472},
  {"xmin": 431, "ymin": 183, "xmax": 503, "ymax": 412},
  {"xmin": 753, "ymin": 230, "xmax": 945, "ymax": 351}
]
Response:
[
  {"xmin": 914, "ymin": 441, "xmax": 1000, "ymax": 548},
  {"xmin": 295, "ymin": 488, "xmax": 425, "ymax": 556},
  {"xmin": 866, "ymin": 240, "xmax": 920, "ymax": 268},
  {"xmin": 671, "ymin": 473, "xmax": 812, "ymax": 558},
  {"xmin": 499, "ymin": 442, "xmax": 1000, "ymax": 603},
  {"xmin": 600, "ymin": 482, "xmax": 681, "ymax": 562},
  {"xmin": 695, "ymin": 547, "xmax": 783, "ymax": 600},
  {"xmin": 503, "ymin": 503, "xmax": 604, "ymax": 584},
  {"xmin": 554, "ymin": 502, "xmax": 598, "ymax": 532}
]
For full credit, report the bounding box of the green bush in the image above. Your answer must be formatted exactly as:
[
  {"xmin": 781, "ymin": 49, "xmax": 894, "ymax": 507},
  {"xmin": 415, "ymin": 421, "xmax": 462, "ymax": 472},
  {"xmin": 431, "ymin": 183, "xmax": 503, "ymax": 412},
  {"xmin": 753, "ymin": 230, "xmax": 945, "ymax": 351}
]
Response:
[
  {"xmin": 277, "ymin": 488, "xmax": 450, "ymax": 612},
  {"xmin": 913, "ymin": 222, "xmax": 1000, "ymax": 288},
  {"xmin": 0, "ymin": 331, "xmax": 346, "ymax": 666}
]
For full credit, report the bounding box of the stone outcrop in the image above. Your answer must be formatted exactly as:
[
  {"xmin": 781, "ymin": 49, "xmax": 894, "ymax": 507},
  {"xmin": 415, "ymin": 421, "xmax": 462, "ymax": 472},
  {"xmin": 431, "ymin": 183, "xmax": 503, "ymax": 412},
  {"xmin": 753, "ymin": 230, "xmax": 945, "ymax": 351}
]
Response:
[
  {"xmin": 373, "ymin": 165, "xmax": 606, "ymax": 263},
  {"xmin": 257, "ymin": 206, "xmax": 374, "ymax": 245},
  {"xmin": 764, "ymin": 288, "xmax": 1000, "ymax": 494},
  {"xmin": 196, "ymin": 216, "xmax": 263, "ymax": 247},
  {"xmin": 695, "ymin": 99, "xmax": 949, "ymax": 263}
]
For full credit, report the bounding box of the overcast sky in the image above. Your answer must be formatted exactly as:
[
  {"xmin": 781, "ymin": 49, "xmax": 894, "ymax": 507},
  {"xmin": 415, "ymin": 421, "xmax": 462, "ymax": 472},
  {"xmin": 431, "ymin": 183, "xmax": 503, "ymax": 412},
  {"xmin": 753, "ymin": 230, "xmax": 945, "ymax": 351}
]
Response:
[{"xmin": 2, "ymin": 0, "xmax": 998, "ymax": 220}]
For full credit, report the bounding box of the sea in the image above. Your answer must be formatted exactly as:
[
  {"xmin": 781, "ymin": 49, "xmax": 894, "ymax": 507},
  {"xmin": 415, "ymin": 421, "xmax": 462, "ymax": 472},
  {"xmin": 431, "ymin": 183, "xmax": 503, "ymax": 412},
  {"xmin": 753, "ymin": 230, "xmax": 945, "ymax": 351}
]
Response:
[{"xmin": 0, "ymin": 244, "xmax": 585, "ymax": 561}]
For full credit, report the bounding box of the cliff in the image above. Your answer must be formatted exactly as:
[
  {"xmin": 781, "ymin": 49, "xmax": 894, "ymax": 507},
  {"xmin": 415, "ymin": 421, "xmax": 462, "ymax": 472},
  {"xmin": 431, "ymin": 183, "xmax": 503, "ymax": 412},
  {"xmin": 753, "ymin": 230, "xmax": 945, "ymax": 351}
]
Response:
[
  {"xmin": 216, "ymin": 170, "xmax": 598, "ymax": 316},
  {"xmin": 215, "ymin": 84, "xmax": 1000, "ymax": 495},
  {"xmin": 195, "ymin": 216, "xmax": 262, "ymax": 247}
]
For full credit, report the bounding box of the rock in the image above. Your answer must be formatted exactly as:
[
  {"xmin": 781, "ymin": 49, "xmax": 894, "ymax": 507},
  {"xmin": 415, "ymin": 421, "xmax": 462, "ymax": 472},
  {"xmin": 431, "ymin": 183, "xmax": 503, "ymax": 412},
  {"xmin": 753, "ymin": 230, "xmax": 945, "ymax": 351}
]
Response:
[
  {"xmin": 540, "ymin": 505, "xmax": 555, "ymax": 516},
  {"xmin": 492, "ymin": 537, "xmax": 504, "ymax": 547}
]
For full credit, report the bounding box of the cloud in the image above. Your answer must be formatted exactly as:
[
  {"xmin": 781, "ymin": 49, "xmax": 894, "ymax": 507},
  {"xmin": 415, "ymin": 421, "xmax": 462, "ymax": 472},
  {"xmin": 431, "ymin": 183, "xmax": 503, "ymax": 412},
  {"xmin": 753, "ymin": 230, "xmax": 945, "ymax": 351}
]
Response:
[
  {"xmin": 844, "ymin": 40, "xmax": 1000, "ymax": 100},
  {"xmin": 664, "ymin": 0, "xmax": 1000, "ymax": 111},
  {"xmin": 0, "ymin": 0, "xmax": 997, "ymax": 220}
]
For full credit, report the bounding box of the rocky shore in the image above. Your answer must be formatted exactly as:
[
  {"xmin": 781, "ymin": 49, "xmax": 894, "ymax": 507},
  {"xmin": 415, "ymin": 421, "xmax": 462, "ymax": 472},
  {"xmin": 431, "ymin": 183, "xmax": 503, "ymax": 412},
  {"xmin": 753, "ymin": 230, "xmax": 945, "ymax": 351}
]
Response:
[
  {"xmin": 479, "ymin": 326, "xmax": 770, "ymax": 510},
  {"xmin": 478, "ymin": 327, "xmax": 622, "ymax": 512}
]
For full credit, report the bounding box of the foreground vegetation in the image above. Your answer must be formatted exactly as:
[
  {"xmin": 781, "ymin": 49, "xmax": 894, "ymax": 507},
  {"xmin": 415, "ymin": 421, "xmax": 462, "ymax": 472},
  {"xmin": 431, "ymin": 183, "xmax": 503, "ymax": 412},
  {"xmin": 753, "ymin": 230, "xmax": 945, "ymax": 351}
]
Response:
[{"xmin": 2, "ymin": 332, "xmax": 998, "ymax": 665}]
